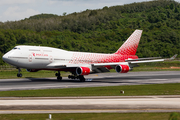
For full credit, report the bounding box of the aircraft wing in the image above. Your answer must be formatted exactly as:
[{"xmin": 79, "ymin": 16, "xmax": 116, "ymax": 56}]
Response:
[
  {"xmin": 47, "ymin": 63, "xmax": 92, "ymax": 68},
  {"xmin": 125, "ymin": 57, "xmax": 162, "ymax": 62},
  {"xmin": 46, "ymin": 62, "xmax": 66, "ymax": 68},
  {"xmin": 92, "ymin": 58, "xmax": 164, "ymax": 73},
  {"xmin": 93, "ymin": 59, "xmax": 164, "ymax": 67},
  {"xmin": 46, "ymin": 58, "xmax": 164, "ymax": 74},
  {"xmin": 47, "ymin": 58, "xmax": 164, "ymax": 69},
  {"xmin": 128, "ymin": 59, "xmax": 164, "ymax": 64}
]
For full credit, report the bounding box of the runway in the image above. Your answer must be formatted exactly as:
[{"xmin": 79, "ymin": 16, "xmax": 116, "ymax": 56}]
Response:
[
  {"xmin": 0, "ymin": 71, "xmax": 180, "ymax": 114},
  {"xmin": 0, "ymin": 96, "xmax": 180, "ymax": 114},
  {"xmin": 0, "ymin": 71, "xmax": 180, "ymax": 91}
]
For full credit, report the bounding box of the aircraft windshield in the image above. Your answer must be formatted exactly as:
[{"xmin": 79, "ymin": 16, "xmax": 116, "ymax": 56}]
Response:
[{"xmin": 13, "ymin": 47, "xmax": 20, "ymax": 50}]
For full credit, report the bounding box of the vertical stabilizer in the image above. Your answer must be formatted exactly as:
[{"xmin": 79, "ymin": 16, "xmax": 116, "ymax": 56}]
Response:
[{"xmin": 114, "ymin": 30, "xmax": 143, "ymax": 55}]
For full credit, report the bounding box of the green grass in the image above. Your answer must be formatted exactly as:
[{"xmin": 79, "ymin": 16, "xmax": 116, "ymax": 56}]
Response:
[
  {"xmin": 134, "ymin": 61, "xmax": 180, "ymax": 71},
  {"xmin": 0, "ymin": 112, "xmax": 179, "ymax": 120},
  {"xmin": 0, "ymin": 83, "xmax": 180, "ymax": 97}
]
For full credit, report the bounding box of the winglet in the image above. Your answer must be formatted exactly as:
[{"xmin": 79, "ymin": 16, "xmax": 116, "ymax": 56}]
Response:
[{"xmin": 114, "ymin": 30, "xmax": 143, "ymax": 55}]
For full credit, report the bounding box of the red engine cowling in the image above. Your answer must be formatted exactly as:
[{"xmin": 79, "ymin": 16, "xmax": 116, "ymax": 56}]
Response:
[
  {"xmin": 115, "ymin": 65, "xmax": 130, "ymax": 73},
  {"xmin": 26, "ymin": 69, "xmax": 39, "ymax": 72},
  {"xmin": 76, "ymin": 67, "xmax": 90, "ymax": 75}
]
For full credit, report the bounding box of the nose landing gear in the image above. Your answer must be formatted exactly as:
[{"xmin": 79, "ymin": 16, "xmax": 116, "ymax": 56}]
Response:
[{"xmin": 17, "ymin": 68, "xmax": 22, "ymax": 77}]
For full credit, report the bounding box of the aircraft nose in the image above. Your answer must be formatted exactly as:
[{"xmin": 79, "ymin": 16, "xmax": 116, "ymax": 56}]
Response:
[{"xmin": 2, "ymin": 53, "xmax": 8, "ymax": 62}]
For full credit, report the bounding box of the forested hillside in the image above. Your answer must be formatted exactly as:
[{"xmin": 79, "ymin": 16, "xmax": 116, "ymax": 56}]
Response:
[{"xmin": 0, "ymin": 0, "xmax": 180, "ymax": 65}]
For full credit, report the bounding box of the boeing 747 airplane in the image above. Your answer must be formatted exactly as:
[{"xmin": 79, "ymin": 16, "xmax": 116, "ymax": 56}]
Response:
[{"xmin": 2, "ymin": 30, "xmax": 164, "ymax": 82}]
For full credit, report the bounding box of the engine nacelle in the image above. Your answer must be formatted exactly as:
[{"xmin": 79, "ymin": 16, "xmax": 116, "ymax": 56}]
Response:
[
  {"xmin": 76, "ymin": 67, "xmax": 90, "ymax": 75},
  {"xmin": 115, "ymin": 64, "xmax": 130, "ymax": 73},
  {"xmin": 26, "ymin": 69, "xmax": 39, "ymax": 72}
]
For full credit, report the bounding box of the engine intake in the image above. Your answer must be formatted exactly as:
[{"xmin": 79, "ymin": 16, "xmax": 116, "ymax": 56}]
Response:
[
  {"xmin": 115, "ymin": 65, "xmax": 130, "ymax": 73},
  {"xmin": 76, "ymin": 67, "xmax": 90, "ymax": 75},
  {"xmin": 26, "ymin": 69, "xmax": 39, "ymax": 72}
]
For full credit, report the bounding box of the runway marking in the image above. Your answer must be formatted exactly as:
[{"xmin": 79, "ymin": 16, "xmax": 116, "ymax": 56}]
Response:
[
  {"xmin": 86, "ymin": 79, "xmax": 93, "ymax": 81},
  {"xmin": 148, "ymin": 79, "xmax": 168, "ymax": 81}
]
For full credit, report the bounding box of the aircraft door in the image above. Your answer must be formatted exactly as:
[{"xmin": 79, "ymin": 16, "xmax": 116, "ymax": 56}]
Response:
[
  {"xmin": 29, "ymin": 54, "xmax": 32, "ymax": 62},
  {"xmin": 29, "ymin": 53, "xmax": 35, "ymax": 62},
  {"xmin": 49, "ymin": 55, "xmax": 53, "ymax": 63}
]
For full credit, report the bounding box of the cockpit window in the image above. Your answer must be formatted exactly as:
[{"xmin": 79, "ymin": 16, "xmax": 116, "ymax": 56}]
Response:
[{"xmin": 13, "ymin": 47, "xmax": 20, "ymax": 50}]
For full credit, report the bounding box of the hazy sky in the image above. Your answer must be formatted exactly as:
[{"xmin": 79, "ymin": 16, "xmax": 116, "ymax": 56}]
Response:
[{"xmin": 0, "ymin": 0, "xmax": 179, "ymax": 22}]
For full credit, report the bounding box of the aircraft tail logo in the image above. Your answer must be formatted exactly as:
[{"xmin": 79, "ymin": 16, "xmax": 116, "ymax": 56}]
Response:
[{"xmin": 114, "ymin": 30, "xmax": 142, "ymax": 55}]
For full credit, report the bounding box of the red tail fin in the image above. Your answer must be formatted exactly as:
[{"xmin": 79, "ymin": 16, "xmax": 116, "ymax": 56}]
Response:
[{"xmin": 114, "ymin": 30, "xmax": 142, "ymax": 55}]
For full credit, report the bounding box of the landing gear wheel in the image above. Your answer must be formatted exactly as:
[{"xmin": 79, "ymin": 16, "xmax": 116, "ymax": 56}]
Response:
[
  {"xmin": 68, "ymin": 73, "xmax": 85, "ymax": 82},
  {"xmin": 17, "ymin": 73, "xmax": 22, "ymax": 77},
  {"xmin": 57, "ymin": 76, "xmax": 62, "ymax": 81},
  {"xmin": 55, "ymin": 73, "xmax": 60, "ymax": 77},
  {"xmin": 79, "ymin": 75, "xmax": 85, "ymax": 82},
  {"xmin": 56, "ymin": 71, "xmax": 62, "ymax": 81}
]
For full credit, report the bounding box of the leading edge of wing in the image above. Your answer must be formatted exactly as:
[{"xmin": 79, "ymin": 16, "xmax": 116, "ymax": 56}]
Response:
[
  {"xmin": 129, "ymin": 59, "xmax": 164, "ymax": 64},
  {"xmin": 125, "ymin": 57, "xmax": 162, "ymax": 62}
]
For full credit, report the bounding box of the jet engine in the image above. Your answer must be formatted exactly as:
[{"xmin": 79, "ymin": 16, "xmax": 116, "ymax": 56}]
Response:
[
  {"xmin": 26, "ymin": 69, "xmax": 39, "ymax": 72},
  {"xmin": 115, "ymin": 64, "xmax": 131, "ymax": 73},
  {"xmin": 76, "ymin": 67, "xmax": 90, "ymax": 75}
]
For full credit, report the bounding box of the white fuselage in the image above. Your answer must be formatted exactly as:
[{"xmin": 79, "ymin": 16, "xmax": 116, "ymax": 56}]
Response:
[
  {"xmin": 3, "ymin": 45, "xmax": 132, "ymax": 70},
  {"xmin": 3, "ymin": 46, "xmax": 76, "ymax": 69}
]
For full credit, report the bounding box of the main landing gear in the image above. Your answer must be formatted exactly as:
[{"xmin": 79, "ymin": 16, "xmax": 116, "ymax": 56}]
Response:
[
  {"xmin": 68, "ymin": 74, "xmax": 85, "ymax": 82},
  {"xmin": 55, "ymin": 71, "xmax": 62, "ymax": 81},
  {"xmin": 55, "ymin": 71, "xmax": 86, "ymax": 82},
  {"xmin": 17, "ymin": 68, "xmax": 22, "ymax": 77},
  {"xmin": 79, "ymin": 75, "xmax": 85, "ymax": 82}
]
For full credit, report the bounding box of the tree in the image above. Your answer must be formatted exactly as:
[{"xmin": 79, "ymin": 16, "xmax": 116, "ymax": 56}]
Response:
[
  {"xmin": 88, "ymin": 10, "xmax": 97, "ymax": 17},
  {"xmin": 63, "ymin": 12, "xmax": 67, "ymax": 16},
  {"xmin": 170, "ymin": 3, "xmax": 174, "ymax": 10}
]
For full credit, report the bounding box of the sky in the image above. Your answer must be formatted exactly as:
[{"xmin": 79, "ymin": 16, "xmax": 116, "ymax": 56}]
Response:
[{"xmin": 0, "ymin": 0, "xmax": 179, "ymax": 22}]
